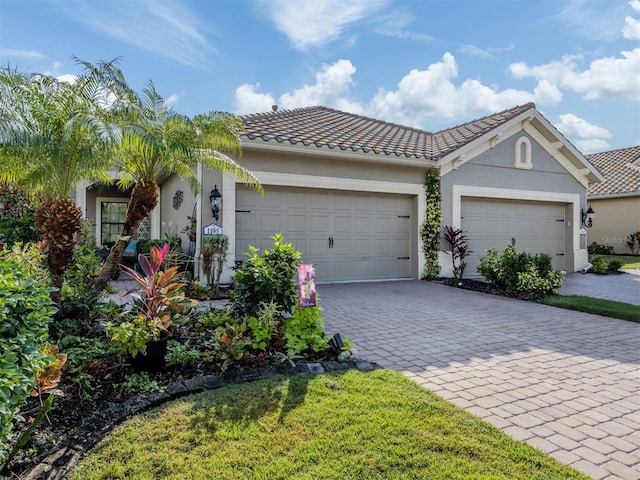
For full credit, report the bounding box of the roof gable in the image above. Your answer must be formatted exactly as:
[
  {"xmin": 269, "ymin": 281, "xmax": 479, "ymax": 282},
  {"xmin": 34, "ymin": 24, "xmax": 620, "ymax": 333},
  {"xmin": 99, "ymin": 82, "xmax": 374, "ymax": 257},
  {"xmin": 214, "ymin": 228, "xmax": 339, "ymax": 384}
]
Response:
[{"xmin": 586, "ymin": 146, "xmax": 640, "ymax": 197}]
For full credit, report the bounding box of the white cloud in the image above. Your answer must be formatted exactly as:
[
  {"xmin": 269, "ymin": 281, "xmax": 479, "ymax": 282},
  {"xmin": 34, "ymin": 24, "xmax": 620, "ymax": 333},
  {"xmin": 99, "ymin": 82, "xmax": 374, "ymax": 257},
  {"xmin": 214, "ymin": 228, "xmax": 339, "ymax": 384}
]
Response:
[
  {"xmin": 374, "ymin": 10, "xmax": 435, "ymax": 42},
  {"xmin": 234, "ymin": 60, "xmax": 364, "ymax": 115},
  {"xmin": 509, "ymin": 49, "xmax": 640, "ymax": 102},
  {"xmin": 256, "ymin": 0, "xmax": 387, "ymax": 51},
  {"xmin": 367, "ymin": 53, "xmax": 554, "ymax": 128},
  {"xmin": 0, "ymin": 48, "xmax": 46, "ymax": 60},
  {"xmin": 234, "ymin": 83, "xmax": 276, "ymax": 115},
  {"xmin": 623, "ymin": 15, "xmax": 640, "ymax": 39},
  {"xmin": 553, "ymin": 0, "xmax": 630, "ymax": 41},
  {"xmin": 555, "ymin": 113, "xmax": 612, "ymax": 154},
  {"xmin": 56, "ymin": 0, "xmax": 214, "ymax": 68},
  {"xmin": 165, "ymin": 92, "xmax": 185, "ymax": 108},
  {"xmin": 459, "ymin": 44, "xmax": 493, "ymax": 59},
  {"xmin": 279, "ymin": 59, "xmax": 362, "ymax": 113},
  {"xmin": 56, "ymin": 74, "xmax": 77, "ymax": 84}
]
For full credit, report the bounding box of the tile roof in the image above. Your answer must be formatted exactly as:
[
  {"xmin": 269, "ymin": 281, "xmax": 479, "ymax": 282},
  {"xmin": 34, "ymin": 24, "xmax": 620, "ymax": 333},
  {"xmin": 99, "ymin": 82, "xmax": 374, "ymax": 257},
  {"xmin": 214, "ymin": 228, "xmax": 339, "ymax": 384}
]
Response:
[
  {"xmin": 240, "ymin": 103, "xmax": 536, "ymax": 161},
  {"xmin": 586, "ymin": 146, "xmax": 640, "ymax": 197}
]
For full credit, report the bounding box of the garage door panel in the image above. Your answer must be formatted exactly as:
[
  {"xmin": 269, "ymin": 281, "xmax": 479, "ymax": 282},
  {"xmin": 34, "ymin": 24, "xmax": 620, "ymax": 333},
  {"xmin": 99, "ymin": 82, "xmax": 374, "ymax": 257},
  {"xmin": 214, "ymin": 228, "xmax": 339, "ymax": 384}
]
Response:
[
  {"xmin": 236, "ymin": 186, "xmax": 412, "ymax": 282},
  {"xmin": 334, "ymin": 216, "xmax": 353, "ymax": 233},
  {"xmin": 261, "ymin": 214, "xmax": 281, "ymax": 233},
  {"xmin": 462, "ymin": 198, "xmax": 566, "ymax": 275},
  {"xmin": 287, "ymin": 215, "xmax": 307, "ymax": 232},
  {"xmin": 310, "ymin": 215, "xmax": 329, "ymax": 232},
  {"xmin": 310, "ymin": 193, "xmax": 329, "ymax": 210}
]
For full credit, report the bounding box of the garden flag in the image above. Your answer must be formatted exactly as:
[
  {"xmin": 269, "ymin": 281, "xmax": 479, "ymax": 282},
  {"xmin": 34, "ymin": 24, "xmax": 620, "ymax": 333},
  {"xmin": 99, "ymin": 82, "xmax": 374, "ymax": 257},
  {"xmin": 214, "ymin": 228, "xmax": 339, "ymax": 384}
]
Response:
[{"xmin": 298, "ymin": 264, "xmax": 316, "ymax": 307}]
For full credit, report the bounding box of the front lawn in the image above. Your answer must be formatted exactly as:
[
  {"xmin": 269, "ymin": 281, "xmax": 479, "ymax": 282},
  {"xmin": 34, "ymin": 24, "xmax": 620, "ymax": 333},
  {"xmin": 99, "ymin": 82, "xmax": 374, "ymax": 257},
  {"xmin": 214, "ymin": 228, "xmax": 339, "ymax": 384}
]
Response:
[
  {"xmin": 540, "ymin": 295, "xmax": 640, "ymax": 323},
  {"xmin": 71, "ymin": 370, "xmax": 590, "ymax": 480},
  {"xmin": 591, "ymin": 254, "xmax": 640, "ymax": 269}
]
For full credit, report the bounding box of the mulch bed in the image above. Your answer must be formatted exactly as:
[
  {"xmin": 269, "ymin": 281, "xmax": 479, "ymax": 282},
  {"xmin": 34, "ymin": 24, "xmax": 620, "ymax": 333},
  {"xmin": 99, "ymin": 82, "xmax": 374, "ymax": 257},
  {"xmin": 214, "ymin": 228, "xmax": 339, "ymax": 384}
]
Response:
[
  {"xmin": 4, "ymin": 299, "xmax": 347, "ymax": 479},
  {"xmin": 436, "ymin": 277, "xmax": 546, "ymax": 301}
]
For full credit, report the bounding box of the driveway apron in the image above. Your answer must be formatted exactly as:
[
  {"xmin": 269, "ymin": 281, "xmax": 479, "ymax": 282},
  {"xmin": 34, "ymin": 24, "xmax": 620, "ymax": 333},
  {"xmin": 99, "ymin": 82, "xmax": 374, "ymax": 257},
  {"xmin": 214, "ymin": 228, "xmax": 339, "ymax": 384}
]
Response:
[{"xmin": 321, "ymin": 280, "xmax": 640, "ymax": 480}]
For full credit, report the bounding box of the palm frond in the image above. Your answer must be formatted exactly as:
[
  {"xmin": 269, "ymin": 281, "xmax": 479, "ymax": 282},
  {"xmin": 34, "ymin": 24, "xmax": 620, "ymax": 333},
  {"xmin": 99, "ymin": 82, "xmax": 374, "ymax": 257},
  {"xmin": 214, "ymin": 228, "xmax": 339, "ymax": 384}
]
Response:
[{"xmin": 197, "ymin": 149, "xmax": 263, "ymax": 193}]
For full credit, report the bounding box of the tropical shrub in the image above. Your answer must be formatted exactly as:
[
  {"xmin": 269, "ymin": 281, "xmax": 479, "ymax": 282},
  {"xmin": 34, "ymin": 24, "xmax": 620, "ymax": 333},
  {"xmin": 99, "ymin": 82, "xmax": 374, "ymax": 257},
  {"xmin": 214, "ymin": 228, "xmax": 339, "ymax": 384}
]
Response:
[
  {"xmin": 590, "ymin": 255, "xmax": 607, "ymax": 274},
  {"xmin": 230, "ymin": 233, "xmax": 301, "ymax": 317},
  {"xmin": 587, "ymin": 242, "xmax": 614, "ymax": 255},
  {"xmin": 607, "ymin": 259, "xmax": 624, "ymax": 271},
  {"xmin": 477, "ymin": 245, "xmax": 565, "ymax": 296},
  {"xmin": 626, "ymin": 231, "xmax": 640, "ymax": 255},
  {"xmin": 106, "ymin": 244, "xmax": 197, "ymax": 358},
  {"xmin": 283, "ymin": 305, "xmax": 329, "ymax": 358},
  {"xmin": 211, "ymin": 323, "xmax": 251, "ymax": 370},
  {"xmin": 0, "ymin": 246, "xmax": 57, "ymax": 465},
  {"xmin": 61, "ymin": 220, "xmax": 103, "ymax": 305},
  {"xmin": 442, "ymin": 225, "xmax": 471, "ymax": 281},
  {"xmin": 0, "ymin": 215, "xmax": 40, "ymax": 246}
]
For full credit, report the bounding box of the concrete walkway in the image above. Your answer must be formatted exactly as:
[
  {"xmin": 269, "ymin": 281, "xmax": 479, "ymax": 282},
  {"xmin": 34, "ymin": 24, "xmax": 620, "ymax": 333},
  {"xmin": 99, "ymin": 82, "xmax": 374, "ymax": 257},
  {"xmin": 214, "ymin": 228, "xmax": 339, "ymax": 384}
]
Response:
[{"xmin": 320, "ymin": 281, "xmax": 640, "ymax": 480}]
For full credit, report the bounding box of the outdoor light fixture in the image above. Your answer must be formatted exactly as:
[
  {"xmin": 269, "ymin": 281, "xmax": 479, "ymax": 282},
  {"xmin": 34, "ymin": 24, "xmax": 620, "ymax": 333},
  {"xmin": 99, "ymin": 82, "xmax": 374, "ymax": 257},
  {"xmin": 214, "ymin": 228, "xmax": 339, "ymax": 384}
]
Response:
[
  {"xmin": 209, "ymin": 185, "xmax": 222, "ymax": 221},
  {"xmin": 581, "ymin": 206, "xmax": 595, "ymax": 228}
]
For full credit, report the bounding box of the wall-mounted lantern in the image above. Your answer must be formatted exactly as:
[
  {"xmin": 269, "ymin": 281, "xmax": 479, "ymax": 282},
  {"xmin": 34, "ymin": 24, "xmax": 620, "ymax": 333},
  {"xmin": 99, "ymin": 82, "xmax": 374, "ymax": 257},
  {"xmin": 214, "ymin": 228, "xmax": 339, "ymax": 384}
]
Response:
[
  {"xmin": 581, "ymin": 206, "xmax": 595, "ymax": 228},
  {"xmin": 209, "ymin": 185, "xmax": 222, "ymax": 221}
]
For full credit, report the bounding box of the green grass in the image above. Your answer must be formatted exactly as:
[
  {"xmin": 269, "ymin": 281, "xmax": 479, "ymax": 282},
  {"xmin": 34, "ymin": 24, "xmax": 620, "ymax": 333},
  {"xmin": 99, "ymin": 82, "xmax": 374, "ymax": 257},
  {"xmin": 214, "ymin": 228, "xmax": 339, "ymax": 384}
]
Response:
[
  {"xmin": 592, "ymin": 254, "xmax": 640, "ymax": 269},
  {"xmin": 71, "ymin": 370, "xmax": 590, "ymax": 480},
  {"xmin": 540, "ymin": 295, "xmax": 640, "ymax": 323}
]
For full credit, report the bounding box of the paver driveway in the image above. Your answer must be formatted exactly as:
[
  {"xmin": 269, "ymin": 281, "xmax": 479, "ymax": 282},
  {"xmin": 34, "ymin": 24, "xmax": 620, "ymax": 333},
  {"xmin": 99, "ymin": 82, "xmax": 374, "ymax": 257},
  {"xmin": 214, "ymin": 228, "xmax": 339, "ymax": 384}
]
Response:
[{"xmin": 320, "ymin": 280, "xmax": 640, "ymax": 480}]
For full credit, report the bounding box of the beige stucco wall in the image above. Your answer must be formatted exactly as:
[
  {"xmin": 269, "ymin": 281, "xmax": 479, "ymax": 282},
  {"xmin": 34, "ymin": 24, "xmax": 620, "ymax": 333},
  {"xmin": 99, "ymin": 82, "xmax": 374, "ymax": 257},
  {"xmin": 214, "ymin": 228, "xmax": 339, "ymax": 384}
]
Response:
[
  {"xmin": 440, "ymin": 131, "xmax": 588, "ymax": 273},
  {"xmin": 586, "ymin": 196, "xmax": 640, "ymax": 254}
]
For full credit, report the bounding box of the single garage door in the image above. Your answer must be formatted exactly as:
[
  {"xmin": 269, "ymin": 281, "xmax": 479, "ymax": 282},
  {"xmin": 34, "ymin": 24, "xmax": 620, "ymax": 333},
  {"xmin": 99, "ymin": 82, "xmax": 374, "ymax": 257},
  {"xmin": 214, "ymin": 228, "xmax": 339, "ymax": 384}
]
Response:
[
  {"xmin": 236, "ymin": 186, "xmax": 412, "ymax": 282},
  {"xmin": 461, "ymin": 197, "xmax": 566, "ymax": 275}
]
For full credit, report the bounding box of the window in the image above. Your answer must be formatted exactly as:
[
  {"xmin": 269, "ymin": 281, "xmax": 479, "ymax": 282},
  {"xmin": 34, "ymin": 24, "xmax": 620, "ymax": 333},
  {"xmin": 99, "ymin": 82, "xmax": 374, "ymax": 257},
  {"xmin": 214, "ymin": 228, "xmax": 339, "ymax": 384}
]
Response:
[
  {"xmin": 514, "ymin": 136, "xmax": 532, "ymax": 169},
  {"xmin": 100, "ymin": 201, "xmax": 128, "ymax": 245}
]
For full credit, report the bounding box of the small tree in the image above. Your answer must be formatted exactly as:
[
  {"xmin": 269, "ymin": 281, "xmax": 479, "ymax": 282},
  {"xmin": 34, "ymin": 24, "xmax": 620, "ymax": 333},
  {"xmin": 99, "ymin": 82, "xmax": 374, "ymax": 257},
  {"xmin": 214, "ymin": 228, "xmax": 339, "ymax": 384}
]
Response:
[
  {"xmin": 442, "ymin": 225, "xmax": 471, "ymax": 281},
  {"xmin": 201, "ymin": 234, "xmax": 229, "ymax": 297},
  {"xmin": 626, "ymin": 231, "xmax": 640, "ymax": 255}
]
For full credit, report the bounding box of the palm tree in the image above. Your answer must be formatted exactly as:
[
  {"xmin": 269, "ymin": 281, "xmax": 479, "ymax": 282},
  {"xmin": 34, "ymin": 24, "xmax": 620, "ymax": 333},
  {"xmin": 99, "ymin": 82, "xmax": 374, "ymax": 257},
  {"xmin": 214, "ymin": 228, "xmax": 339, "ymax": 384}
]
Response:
[
  {"xmin": 95, "ymin": 83, "xmax": 261, "ymax": 289},
  {"xmin": 0, "ymin": 60, "xmax": 125, "ymax": 296}
]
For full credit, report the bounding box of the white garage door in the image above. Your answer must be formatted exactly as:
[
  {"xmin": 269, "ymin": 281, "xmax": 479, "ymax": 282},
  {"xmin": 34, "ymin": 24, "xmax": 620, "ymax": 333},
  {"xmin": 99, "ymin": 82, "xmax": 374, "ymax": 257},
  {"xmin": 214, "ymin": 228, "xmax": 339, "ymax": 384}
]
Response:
[
  {"xmin": 236, "ymin": 186, "xmax": 412, "ymax": 282},
  {"xmin": 461, "ymin": 198, "xmax": 566, "ymax": 275}
]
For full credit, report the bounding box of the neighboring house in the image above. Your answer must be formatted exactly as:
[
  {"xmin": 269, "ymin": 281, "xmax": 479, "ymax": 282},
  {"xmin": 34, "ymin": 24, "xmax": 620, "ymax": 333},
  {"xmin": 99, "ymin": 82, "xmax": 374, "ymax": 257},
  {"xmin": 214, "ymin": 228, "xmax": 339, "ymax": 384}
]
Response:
[
  {"xmin": 76, "ymin": 103, "xmax": 603, "ymax": 282},
  {"xmin": 585, "ymin": 146, "xmax": 640, "ymax": 254}
]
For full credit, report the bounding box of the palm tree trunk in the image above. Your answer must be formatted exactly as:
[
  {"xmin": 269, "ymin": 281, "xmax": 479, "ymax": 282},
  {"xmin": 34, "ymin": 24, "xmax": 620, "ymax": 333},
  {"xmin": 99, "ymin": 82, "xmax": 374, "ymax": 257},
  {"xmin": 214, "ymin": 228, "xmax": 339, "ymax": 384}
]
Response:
[
  {"xmin": 94, "ymin": 181, "xmax": 159, "ymax": 291},
  {"xmin": 35, "ymin": 198, "xmax": 83, "ymax": 303}
]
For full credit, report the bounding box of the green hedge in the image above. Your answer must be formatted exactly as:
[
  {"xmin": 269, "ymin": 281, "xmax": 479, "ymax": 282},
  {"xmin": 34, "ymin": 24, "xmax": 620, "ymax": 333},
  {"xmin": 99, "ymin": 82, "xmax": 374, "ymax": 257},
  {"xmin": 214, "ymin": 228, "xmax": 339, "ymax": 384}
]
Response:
[
  {"xmin": 0, "ymin": 246, "xmax": 56, "ymax": 464},
  {"xmin": 477, "ymin": 245, "xmax": 565, "ymax": 296}
]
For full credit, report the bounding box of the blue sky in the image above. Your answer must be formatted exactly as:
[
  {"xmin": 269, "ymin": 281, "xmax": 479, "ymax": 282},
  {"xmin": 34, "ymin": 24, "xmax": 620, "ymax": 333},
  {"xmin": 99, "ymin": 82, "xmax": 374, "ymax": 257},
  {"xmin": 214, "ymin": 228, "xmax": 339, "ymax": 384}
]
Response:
[{"xmin": 1, "ymin": 0, "xmax": 639, "ymax": 154}]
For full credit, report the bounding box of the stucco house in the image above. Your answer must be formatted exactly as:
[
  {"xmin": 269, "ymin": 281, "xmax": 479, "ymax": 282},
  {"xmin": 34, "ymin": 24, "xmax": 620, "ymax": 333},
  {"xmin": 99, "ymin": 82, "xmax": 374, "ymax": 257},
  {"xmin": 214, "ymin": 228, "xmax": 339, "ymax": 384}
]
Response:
[
  {"xmin": 584, "ymin": 146, "xmax": 640, "ymax": 254},
  {"xmin": 76, "ymin": 102, "xmax": 603, "ymax": 283}
]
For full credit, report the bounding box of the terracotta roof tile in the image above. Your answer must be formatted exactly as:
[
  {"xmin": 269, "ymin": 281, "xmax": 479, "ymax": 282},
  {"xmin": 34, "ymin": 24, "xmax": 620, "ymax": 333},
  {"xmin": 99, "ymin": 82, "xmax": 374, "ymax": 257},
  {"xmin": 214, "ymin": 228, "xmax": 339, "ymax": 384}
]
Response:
[
  {"xmin": 586, "ymin": 146, "xmax": 640, "ymax": 197},
  {"xmin": 240, "ymin": 103, "xmax": 536, "ymax": 161}
]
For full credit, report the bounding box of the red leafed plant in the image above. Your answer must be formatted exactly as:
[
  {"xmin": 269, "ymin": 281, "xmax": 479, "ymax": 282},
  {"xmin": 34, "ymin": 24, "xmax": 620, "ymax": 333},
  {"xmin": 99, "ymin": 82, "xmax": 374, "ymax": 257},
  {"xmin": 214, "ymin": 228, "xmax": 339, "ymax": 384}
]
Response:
[
  {"xmin": 119, "ymin": 244, "xmax": 197, "ymax": 339},
  {"xmin": 106, "ymin": 245, "xmax": 197, "ymax": 358},
  {"xmin": 442, "ymin": 225, "xmax": 471, "ymax": 282}
]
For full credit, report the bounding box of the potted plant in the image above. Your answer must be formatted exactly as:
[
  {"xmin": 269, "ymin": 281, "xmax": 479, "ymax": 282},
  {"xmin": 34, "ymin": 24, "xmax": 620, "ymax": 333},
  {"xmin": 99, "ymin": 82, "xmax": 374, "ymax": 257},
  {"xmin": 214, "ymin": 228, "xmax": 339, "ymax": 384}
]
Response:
[
  {"xmin": 181, "ymin": 216, "xmax": 197, "ymax": 242},
  {"xmin": 106, "ymin": 244, "xmax": 197, "ymax": 371},
  {"xmin": 201, "ymin": 234, "xmax": 229, "ymax": 298}
]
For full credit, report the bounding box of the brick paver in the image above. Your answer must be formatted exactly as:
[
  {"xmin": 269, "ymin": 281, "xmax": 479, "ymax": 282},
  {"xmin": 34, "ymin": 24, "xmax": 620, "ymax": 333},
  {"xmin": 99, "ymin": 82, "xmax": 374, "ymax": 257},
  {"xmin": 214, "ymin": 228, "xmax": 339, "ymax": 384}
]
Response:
[{"xmin": 321, "ymin": 280, "xmax": 640, "ymax": 480}]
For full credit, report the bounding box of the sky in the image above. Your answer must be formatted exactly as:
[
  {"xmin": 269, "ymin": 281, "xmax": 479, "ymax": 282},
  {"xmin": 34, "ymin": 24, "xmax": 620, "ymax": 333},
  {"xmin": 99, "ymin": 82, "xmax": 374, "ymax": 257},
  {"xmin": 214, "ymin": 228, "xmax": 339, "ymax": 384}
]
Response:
[{"xmin": 1, "ymin": 0, "xmax": 639, "ymax": 154}]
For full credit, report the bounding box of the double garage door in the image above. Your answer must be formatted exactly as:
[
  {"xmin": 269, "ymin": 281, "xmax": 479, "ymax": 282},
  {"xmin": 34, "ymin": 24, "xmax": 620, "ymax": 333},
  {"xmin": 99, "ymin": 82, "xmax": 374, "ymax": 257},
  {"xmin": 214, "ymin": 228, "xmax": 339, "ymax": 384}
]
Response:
[
  {"xmin": 462, "ymin": 198, "xmax": 567, "ymax": 275},
  {"xmin": 236, "ymin": 186, "xmax": 413, "ymax": 282}
]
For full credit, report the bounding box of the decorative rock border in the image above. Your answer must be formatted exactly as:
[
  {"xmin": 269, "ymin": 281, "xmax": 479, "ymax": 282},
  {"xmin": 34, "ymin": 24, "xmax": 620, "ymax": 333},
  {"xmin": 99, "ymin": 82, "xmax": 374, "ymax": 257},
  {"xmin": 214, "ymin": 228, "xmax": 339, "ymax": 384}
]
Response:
[{"xmin": 22, "ymin": 359, "xmax": 378, "ymax": 480}]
